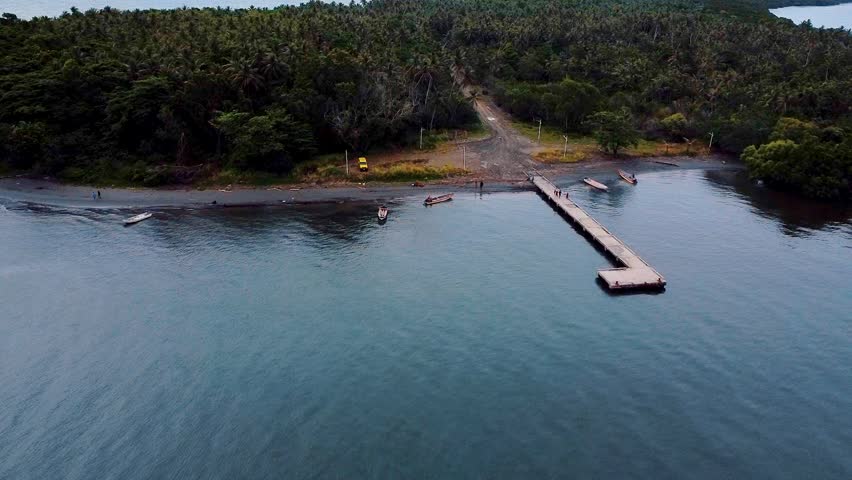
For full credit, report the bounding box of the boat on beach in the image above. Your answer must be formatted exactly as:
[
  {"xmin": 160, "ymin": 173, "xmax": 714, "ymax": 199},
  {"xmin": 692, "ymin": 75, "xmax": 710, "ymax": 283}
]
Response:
[
  {"xmin": 424, "ymin": 193, "xmax": 453, "ymax": 205},
  {"xmin": 583, "ymin": 178, "xmax": 609, "ymax": 191},
  {"xmin": 378, "ymin": 205, "xmax": 388, "ymax": 221},
  {"xmin": 123, "ymin": 212, "xmax": 152, "ymax": 225},
  {"xmin": 618, "ymin": 169, "xmax": 637, "ymax": 184}
]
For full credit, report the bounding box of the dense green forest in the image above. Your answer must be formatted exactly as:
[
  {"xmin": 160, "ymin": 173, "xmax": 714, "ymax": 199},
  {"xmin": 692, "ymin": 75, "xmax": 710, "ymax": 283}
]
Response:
[{"xmin": 1, "ymin": 0, "xmax": 850, "ymax": 198}]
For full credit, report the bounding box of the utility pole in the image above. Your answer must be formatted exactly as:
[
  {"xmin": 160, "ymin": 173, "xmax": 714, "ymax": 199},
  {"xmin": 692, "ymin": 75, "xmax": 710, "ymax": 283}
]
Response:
[
  {"xmin": 420, "ymin": 127, "xmax": 425, "ymax": 150},
  {"xmin": 537, "ymin": 119, "xmax": 542, "ymax": 144},
  {"xmin": 563, "ymin": 135, "xmax": 569, "ymax": 159},
  {"xmin": 345, "ymin": 150, "xmax": 349, "ymax": 176},
  {"xmin": 708, "ymin": 132, "xmax": 715, "ymax": 150},
  {"xmin": 462, "ymin": 145, "xmax": 466, "ymax": 169}
]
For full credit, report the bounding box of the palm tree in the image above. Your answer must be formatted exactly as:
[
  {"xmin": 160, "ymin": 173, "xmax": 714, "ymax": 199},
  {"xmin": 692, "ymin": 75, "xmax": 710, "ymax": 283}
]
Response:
[{"xmin": 224, "ymin": 57, "xmax": 265, "ymax": 93}]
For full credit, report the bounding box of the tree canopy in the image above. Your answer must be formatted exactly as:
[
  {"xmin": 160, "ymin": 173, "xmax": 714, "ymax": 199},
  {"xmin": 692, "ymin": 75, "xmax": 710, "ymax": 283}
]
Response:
[{"xmin": 0, "ymin": 0, "xmax": 850, "ymax": 197}]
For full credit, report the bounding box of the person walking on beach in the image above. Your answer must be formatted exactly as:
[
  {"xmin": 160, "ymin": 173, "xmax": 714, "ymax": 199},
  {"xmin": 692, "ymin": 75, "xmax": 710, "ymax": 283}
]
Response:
[
  {"xmin": 97, "ymin": 190, "xmax": 101, "ymax": 199},
  {"xmin": 92, "ymin": 191, "xmax": 97, "ymax": 201},
  {"xmin": 479, "ymin": 180, "xmax": 483, "ymax": 190}
]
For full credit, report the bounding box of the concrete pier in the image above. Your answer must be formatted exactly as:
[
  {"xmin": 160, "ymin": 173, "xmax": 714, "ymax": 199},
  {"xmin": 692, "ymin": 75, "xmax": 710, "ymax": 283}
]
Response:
[{"xmin": 530, "ymin": 174, "xmax": 665, "ymax": 291}]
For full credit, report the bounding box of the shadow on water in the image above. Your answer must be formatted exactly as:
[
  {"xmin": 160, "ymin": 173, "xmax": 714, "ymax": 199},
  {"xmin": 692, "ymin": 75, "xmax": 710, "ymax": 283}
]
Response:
[
  {"xmin": 535, "ymin": 189, "xmax": 666, "ymax": 295},
  {"xmin": 5, "ymin": 198, "xmax": 386, "ymax": 250},
  {"xmin": 704, "ymin": 170, "xmax": 852, "ymax": 237},
  {"xmin": 594, "ymin": 277, "xmax": 666, "ymax": 296},
  {"xmin": 149, "ymin": 201, "xmax": 386, "ymax": 248}
]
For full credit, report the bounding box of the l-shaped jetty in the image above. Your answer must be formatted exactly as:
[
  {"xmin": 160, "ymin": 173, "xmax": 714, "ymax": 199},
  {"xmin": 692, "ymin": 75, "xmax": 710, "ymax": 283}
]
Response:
[{"xmin": 530, "ymin": 173, "xmax": 666, "ymax": 291}]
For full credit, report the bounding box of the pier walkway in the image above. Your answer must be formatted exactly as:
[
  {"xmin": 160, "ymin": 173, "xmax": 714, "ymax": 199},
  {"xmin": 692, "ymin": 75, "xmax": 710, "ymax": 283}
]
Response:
[{"xmin": 530, "ymin": 173, "xmax": 665, "ymax": 291}]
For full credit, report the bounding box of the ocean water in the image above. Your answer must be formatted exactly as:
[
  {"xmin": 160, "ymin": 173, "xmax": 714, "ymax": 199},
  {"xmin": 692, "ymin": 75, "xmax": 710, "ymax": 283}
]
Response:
[
  {"xmin": 1, "ymin": 169, "xmax": 851, "ymax": 479},
  {"xmin": 771, "ymin": 2, "xmax": 852, "ymax": 29}
]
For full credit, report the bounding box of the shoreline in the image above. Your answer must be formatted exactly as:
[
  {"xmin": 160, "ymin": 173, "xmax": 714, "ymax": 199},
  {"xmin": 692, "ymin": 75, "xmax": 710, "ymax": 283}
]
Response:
[{"xmin": 0, "ymin": 155, "xmax": 739, "ymax": 210}]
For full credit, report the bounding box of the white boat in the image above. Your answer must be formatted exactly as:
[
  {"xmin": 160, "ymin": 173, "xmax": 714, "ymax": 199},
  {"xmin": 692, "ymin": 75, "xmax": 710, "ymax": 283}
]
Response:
[
  {"xmin": 583, "ymin": 178, "xmax": 609, "ymax": 191},
  {"xmin": 124, "ymin": 212, "xmax": 152, "ymax": 225},
  {"xmin": 377, "ymin": 206, "xmax": 388, "ymax": 221}
]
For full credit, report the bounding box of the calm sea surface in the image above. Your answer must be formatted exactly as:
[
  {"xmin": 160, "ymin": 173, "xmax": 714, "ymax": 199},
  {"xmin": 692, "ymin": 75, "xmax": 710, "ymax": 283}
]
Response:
[
  {"xmin": 772, "ymin": 2, "xmax": 852, "ymax": 29},
  {"xmin": 1, "ymin": 168, "xmax": 851, "ymax": 479}
]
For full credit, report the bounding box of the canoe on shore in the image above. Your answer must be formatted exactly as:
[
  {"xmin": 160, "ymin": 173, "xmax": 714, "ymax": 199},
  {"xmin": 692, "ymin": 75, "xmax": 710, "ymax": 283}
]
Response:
[
  {"xmin": 378, "ymin": 205, "xmax": 388, "ymax": 221},
  {"xmin": 618, "ymin": 169, "xmax": 637, "ymax": 184},
  {"xmin": 583, "ymin": 178, "xmax": 609, "ymax": 191},
  {"xmin": 424, "ymin": 193, "xmax": 453, "ymax": 205},
  {"xmin": 123, "ymin": 212, "xmax": 152, "ymax": 225}
]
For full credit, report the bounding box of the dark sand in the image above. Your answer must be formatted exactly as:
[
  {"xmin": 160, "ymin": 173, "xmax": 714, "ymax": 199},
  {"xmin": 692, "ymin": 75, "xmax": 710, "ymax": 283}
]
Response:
[{"xmin": 0, "ymin": 156, "xmax": 737, "ymax": 210}]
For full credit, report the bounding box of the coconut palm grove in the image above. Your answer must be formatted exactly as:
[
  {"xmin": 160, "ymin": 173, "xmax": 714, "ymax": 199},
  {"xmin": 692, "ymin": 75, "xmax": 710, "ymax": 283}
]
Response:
[{"xmin": 1, "ymin": 0, "xmax": 850, "ymax": 199}]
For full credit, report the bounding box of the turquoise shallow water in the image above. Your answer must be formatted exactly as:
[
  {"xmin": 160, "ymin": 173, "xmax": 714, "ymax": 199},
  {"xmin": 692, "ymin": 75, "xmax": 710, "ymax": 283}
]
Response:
[{"xmin": 1, "ymin": 169, "xmax": 851, "ymax": 478}]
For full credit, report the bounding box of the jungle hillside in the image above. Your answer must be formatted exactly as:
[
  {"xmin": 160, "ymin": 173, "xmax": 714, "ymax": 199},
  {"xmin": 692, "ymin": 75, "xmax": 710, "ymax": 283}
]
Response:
[{"xmin": 1, "ymin": 0, "xmax": 851, "ymax": 199}]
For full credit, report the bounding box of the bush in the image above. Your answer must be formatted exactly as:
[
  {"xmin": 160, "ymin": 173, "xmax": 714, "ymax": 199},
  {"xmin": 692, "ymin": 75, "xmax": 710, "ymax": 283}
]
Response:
[{"xmin": 660, "ymin": 113, "xmax": 688, "ymax": 139}]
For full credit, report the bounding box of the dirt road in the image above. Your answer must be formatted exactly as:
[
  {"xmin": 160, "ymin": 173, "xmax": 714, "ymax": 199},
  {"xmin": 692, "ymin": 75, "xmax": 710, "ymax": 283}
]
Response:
[
  {"xmin": 467, "ymin": 97, "xmax": 541, "ymax": 180},
  {"xmin": 368, "ymin": 96, "xmax": 540, "ymax": 179}
]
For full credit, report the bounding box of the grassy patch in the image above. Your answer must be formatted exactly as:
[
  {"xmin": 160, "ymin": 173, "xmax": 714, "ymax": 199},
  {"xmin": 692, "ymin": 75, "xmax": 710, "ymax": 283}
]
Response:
[
  {"xmin": 624, "ymin": 139, "xmax": 709, "ymax": 157},
  {"xmin": 511, "ymin": 120, "xmax": 711, "ymax": 159},
  {"xmin": 534, "ymin": 148, "xmax": 586, "ymax": 163},
  {"xmin": 292, "ymin": 153, "xmax": 347, "ymax": 181},
  {"xmin": 366, "ymin": 162, "xmax": 468, "ymax": 182},
  {"xmin": 291, "ymin": 154, "xmax": 469, "ymax": 183},
  {"xmin": 418, "ymin": 121, "xmax": 490, "ymax": 149},
  {"xmin": 524, "ymin": 130, "xmax": 710, "ymax": 161},
  {"xmin": 511, "ymin": 121, "xmax": 567, "ymax": 144}
]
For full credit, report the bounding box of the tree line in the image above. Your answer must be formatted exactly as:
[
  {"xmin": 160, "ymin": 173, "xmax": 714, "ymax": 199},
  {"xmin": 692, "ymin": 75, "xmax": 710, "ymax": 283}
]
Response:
[{"xmin": 0, "ymin": 0, "xmax": 850, "ymax": 198}]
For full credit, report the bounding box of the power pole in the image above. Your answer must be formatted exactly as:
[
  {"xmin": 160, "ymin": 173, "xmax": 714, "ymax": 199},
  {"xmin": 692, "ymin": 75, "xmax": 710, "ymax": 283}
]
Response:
[
  {"xmin": 345, "ymin": 150, "xmax": 349, "ymax": 176},
  {"xmin": 420, "ymin": 127, "xmax": 425, "ymax": 149},
  {"xmin": 563, "ymin": 135, "xmax": 569, "ymax": 159},
  {"xmin": 537, "ymin": 119, "xmax": 542, "ymax": 144}
]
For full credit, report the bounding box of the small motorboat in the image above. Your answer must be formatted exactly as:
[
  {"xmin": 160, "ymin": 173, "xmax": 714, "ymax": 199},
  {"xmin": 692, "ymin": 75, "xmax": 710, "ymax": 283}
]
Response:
[
  {"xmin": 583, "ymin": 178, "xmax": 609, "ymax": 191},
  {"xmin": 424, "ymin": 193, "xmax": 453, "ymax": 206},
  {"xmin": 618, "ymin": 169, "xmax": 637, "ymax": 184},
  {"xmin": 123, "ymin": 212, "xmax": 152, "ymax": 225},
  {"xmin": 377, "ymin": 205, "xmax": 389, "ymax": 221}
]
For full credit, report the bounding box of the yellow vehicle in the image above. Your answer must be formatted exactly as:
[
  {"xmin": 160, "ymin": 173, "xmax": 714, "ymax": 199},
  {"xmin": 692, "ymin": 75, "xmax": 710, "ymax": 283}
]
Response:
[{"xmin": 358, "ymin": 157, "xmax": 368, "ymax": 172}]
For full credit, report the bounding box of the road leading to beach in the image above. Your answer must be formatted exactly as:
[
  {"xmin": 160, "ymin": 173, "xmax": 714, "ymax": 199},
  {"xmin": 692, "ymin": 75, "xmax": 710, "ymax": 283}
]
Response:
[{"xmin": 468, "ymin": 97, "xmax": 540, "ymax": 180}]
